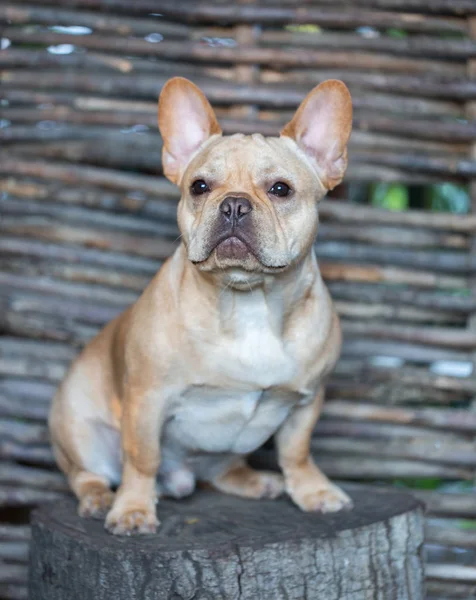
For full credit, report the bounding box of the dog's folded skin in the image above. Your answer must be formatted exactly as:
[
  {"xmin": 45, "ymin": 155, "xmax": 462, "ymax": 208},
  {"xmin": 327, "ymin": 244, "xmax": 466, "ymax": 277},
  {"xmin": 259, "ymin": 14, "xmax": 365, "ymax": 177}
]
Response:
[{"xmin": 49, "ymin": 77, "xmax": 353, "ymax": 535}]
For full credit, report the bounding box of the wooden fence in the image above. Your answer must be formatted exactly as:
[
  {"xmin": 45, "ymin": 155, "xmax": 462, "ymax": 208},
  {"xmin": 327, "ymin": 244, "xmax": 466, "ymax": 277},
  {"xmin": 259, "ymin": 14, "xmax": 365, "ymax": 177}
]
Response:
[{"xmin": 1, "ymin": 1, "xmax": 476, "ymax": 598}]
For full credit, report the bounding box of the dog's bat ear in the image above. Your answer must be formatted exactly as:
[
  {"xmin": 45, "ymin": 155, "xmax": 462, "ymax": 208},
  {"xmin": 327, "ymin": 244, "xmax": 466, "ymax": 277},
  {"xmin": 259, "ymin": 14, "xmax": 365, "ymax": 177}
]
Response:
[
  {"xmin": 158, "ymin": 77, "xmax": 222, "ymax": 185},
  {"xmin": 281, "ymin": 80, "xmax": 352, "ymax": 191}
]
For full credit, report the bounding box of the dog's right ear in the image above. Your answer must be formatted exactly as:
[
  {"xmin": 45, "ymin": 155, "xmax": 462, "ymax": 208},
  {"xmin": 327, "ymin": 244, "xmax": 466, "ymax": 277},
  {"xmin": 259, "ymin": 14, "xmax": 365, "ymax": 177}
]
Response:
[
  {"xmin": 158, "ymin": 77, "xmax": 222, "ymax": 185},
  {"xmin": 281, "ymin": 80, "xmax": 352, "ymax": 191}
]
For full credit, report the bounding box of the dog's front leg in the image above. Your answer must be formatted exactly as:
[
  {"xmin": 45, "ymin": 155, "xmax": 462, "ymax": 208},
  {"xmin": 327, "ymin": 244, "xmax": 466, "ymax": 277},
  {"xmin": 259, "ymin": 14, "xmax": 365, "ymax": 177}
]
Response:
[
  {"xmin": 276, "ymin": 387, "xmax": 353, "ymax": 513},
  {"xmin": 105, "ymin": 386, "xmax": 164, "ymax": 535}
]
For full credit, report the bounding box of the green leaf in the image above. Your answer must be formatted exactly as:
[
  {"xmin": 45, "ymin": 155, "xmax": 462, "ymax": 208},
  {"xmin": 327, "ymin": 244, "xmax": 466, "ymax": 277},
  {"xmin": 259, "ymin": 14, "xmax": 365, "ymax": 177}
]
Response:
[{"xmin": 370, "ymin": 183, "xmax": 408, "ymax": 211}]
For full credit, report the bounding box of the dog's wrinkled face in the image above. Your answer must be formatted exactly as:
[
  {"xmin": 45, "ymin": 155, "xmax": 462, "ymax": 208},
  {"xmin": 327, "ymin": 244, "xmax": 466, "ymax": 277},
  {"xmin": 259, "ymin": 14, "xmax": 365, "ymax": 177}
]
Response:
[
  {"xmin": 177, "ymin": 133, "xmax": 322, "ymax": 274},
  {"xmin": 158, "ymin": 78, "xmax": 352, "ymax": 283}
]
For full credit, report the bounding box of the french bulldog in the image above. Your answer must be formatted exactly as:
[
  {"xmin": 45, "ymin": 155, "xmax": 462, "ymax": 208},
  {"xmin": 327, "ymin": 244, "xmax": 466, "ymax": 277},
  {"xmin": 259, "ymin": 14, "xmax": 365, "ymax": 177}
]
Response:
[{"xmin": 49, "ymin": 76, "xmax": 353, "ymax": 535}]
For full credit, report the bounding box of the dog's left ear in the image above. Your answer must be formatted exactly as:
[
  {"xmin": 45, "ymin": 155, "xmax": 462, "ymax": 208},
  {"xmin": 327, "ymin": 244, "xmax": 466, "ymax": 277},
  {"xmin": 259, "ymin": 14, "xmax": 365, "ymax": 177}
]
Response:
[
  {"xmin": 158, "ymin": 77, "xmax": 222, "ymax": 185},
  {"xmin": 281, "ymin": 80, "xmax": 352, "ymax": 191}
]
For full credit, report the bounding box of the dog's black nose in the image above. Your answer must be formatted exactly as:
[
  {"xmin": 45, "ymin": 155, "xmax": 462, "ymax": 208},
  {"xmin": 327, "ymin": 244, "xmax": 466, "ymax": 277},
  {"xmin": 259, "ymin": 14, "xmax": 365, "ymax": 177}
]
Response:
[{"xmin": 219, "ymin": 197, "xmax": 252, "ymax": 224}]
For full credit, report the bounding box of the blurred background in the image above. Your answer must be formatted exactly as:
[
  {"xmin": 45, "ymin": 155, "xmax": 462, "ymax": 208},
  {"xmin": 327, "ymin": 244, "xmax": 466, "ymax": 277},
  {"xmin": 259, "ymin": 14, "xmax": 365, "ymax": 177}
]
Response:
[{"xmin": 1, "ymin": 1, "xmax": 476, "ymax": 598}]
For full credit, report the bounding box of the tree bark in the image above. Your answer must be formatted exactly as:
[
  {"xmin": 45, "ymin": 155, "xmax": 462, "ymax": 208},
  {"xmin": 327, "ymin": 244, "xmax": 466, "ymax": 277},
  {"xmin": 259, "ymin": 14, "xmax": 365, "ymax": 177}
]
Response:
[{"xmin": 29, "ymin": 489, "xmax": 424, "ymax": 600}]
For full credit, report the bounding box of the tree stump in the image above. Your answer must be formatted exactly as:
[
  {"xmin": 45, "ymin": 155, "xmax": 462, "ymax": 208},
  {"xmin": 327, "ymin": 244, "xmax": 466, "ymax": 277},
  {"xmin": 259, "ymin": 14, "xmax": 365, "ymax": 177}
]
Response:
[{"xmin": 29, "ymin": 488, "xmax": 424, "ymax": 600}]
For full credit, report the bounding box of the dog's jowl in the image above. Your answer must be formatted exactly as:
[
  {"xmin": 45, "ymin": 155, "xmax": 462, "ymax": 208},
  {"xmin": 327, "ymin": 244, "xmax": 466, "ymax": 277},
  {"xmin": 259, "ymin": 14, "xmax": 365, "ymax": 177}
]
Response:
[{"xmin": 49, "ymin": 77, "xmax": 353, "ymax": 535}]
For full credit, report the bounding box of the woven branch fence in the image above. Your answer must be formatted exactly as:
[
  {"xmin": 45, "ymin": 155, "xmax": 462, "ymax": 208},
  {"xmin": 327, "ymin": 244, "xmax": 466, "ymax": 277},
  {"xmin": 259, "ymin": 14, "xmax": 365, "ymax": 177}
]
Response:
[{"xmin": 1, "ymin": 1, "xmax": 476, "ymax": 598}]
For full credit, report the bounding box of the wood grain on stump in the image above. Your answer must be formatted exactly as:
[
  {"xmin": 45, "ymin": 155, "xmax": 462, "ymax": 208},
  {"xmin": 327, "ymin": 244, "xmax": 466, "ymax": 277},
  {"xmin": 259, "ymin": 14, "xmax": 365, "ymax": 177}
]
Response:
[{"xmin": 29, "ymin": 488, "xmax": 424, "ymax": 600}]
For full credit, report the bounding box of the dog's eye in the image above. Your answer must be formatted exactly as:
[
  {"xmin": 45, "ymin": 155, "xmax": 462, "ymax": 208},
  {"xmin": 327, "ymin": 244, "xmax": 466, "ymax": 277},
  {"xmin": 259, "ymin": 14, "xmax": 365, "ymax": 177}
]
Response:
[
  {"xmin": 268, "ymin": 182, "xmax": 291, "ymax": 197},
  {"xmin": 191, "ymin": 180, "xmax": 210, "ymax": 195}
]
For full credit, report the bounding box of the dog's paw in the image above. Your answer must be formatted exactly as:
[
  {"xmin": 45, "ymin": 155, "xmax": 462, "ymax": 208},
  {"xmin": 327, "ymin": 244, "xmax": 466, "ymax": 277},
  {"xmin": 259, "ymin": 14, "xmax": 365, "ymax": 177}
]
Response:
[
  {"xmin": 291, "ymin": 482, "xmax": 353, "ymax": 513},
  {"xmin": 286, "ymin": 463, "xmax": 353, "ymax": 513},
  {"xmin": 79, "ymin": 488, "xmax": 114, "ymax": 519},
  {"xmin": 105, "ymin": 507, "xmax": 159, "ymax": 536},
  {"xmin": 213, "ymin": 466, "xmax": 285, "ymax": 500},
  {"xmin": 248, "ymin": 471, "xmax": 285, "ymax": 499}
]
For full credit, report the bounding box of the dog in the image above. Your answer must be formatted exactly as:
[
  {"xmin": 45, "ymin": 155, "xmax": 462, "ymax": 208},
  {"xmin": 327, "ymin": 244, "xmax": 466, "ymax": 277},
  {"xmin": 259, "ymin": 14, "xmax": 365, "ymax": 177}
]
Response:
[{"xmin": 49, "ymin": 76, "xmax": 353, "ymax": 535}]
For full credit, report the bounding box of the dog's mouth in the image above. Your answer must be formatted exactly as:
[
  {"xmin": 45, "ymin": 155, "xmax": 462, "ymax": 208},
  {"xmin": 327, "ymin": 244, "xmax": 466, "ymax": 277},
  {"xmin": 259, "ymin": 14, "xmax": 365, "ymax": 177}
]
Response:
[
  {"xmin": 215, "ymin": 236, "xmax": 250, "ymax": 261},
  {"xmin": 191, "ymin": 235, "xmax": 287, "ymax": 271}
]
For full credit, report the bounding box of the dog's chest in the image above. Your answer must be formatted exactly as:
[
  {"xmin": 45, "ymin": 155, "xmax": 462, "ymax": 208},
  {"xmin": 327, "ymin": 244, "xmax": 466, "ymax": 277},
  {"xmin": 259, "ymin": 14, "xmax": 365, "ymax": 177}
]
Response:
[
  {"xmin": 165, "ymin": 297, "xmax": 308, "ymax": 455},
  {"xmin": 166, "ymin": 385, "xmax": 306, "ymax": 455}
]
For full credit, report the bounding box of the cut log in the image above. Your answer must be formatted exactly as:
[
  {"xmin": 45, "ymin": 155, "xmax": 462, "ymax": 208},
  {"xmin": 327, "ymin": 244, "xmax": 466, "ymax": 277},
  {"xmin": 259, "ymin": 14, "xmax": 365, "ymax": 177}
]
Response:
[{"xmin": 29, "ymin": 489, "xmax": 424, "ymax": 600}]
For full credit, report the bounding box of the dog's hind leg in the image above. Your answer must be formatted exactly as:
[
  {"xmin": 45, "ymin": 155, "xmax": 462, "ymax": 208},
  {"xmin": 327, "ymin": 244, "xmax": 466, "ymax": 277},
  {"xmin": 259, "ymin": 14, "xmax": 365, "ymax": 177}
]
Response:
[
  {"xmin": 51, "ymin": 431, "xmax": 116, "ymax": 519},
  {"xmin": 211, "ymin": 458, "xmax": 284, "ymax": 499}
]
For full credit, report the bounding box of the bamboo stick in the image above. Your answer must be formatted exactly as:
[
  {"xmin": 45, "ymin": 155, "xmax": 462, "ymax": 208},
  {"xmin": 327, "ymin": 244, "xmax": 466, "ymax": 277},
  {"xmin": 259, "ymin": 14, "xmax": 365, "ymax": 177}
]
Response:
[
  {"xmin": 0, "ymin": 177, "xmax": 179, "ymax": 220},
  {"xmin": 310, "ymin": 454, "xmax": 472, "ymax": 480},
  {"xmin": 0, "ymin": 527, "xmax": 30, "ymax": 542},
  {"xmin": 0, "ymin": 308, "xmax": 98, "ymax": 345},
  {"xmin": 322, "ymin": 263, "xmax": 468, "ymax": 288},
  {"xmin": 3, "ymin": 68, "xmax": 476, "ymax": 115},
  {"xmin": 331, "ymin": 362, "xmax": 476, "ymax": 394},
  {"xmin": 0, "ymin": 542, "xmax": 29, "ymax": 564},
  {"xmin": 1, "ymin": 288, "xmax": 122, "ymax": 327},
  {"xmin": 261, "ymin": 68, "xmax": 476, "ymax": 100},
  {"xmin": 397, "ymin": 490, "xmax": 476, "ymax": 519},
  {"xmin": 0, "ymin": 338, "xmax": 71, "ymax": 362},
  {"xmin": 2, "ymin": 28, "xmax": 465, "ymax": 75},
  {"xmin": 0, "ymin": 272, "xmax": 137, "ymax": 307},
  {"xmin": 354, "ymin": 150, "xmax": 476, "ymax": 178},
  {"xmin": 0, "ymin": 4, "xmax": 191, "ymax": 37},
  {"xmin": 15, "ymin": 0, "xmax": 475, "ymax": 18},
  {"xmin": 426, "ymin": 521, "xmax": 476, "ymax": 549},
  {"xmin": 22, "ymin": 0, "xmax": 465, "ymax": 33},
  {"xmin": 335, "ymin": 301, "xmax": 463, "ymax": 325},
  {"xmin": 0, "ymin": 420, "xmax": 49, "ymax": 445},
  {"xmin": 328, "ymin": 282, "xmax": 473, "ymax": 312},
  {"xmin": 0, "ymin": 565, "xmax": 28, "ymax": 586},
  {"xmin": 0, "ymin": 395, "xmax": 49, "ymax": 422},
  {"xmin": 315, "ymin": 419, "xmax": 460, "ymax": 441},
  {"xmin": 0, "ymin": 49, "xmax": 195, "ymax": 75},
  {"xmin": 0, "ymin": 440, "xmax": 55, "ymax": 466},
  {"xmin": 0, "ymin": 356, "xmax": 66, "ymax": 383},
  {"xmin": 425, "ymin": 581, "xmax": 476, "ymax": 599},
  {"xmin": 319, "ymin": 202, "xmax": 476, "ymax": 233},
  {"xmin": 319, "ymin": 223, "xmax": 469, "ymax": 250},
  {"xmin": 0, "ymin": 377, "xmax": 55, "ymax": 402},
  {"xmin": 426, "ymin": 564, "xmax": 476, "ymax": 582},
  {"xmin": 0, "ymin": 236, "xmax": 161, "ymax": 275},
  {"xmin": 260, "ymin": 30, "xmax": 476, "ymax": 60},
  {"xmin": 322, "ymin": 401, "xmax": 476, "ymax": 434},
  {"xmin": 0, "ymin": 155, "xmax": 175, "ymax": 196},
  {"xmin": 311, "ymin": 436, "xmax": 476, "ymax": 466},
  {"xmin": 0, "ymin": 199, "xmax": 178, "ymax": 240},
  {"xmin": 341, "ymin": 321, "xmax": 476, "ymax": 349},
  {"xmin": 0, "ymin": 585, "xmax": 27, "ymax": 600},
  {"xmin": 0, "ymin": 464, "xmax": 68, "ymax": 493},
  {"xmin": 258, "ymin": 0, "xmax": 476, "ymax": 14},
  {"xmin": 348, "ymin": 131, "xmax": 469, "ymax": 156},
  {"xmin": 340, "ymin": 482, "xmax": 476, "ymax": 518},
  {"xmin": 327, "ymin": 380, "xmax": 467, "ymax": 405},
  {"xmin": 315, "ymin": 241, "xmax": 474, "ymax": 274},
  {"xmin": 0, "ymin": 217, "xmax": 177, "ymax": 261},
  {"xmin": 0, "ymin": 257, "xmax": 151, "ymax": 293}
]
